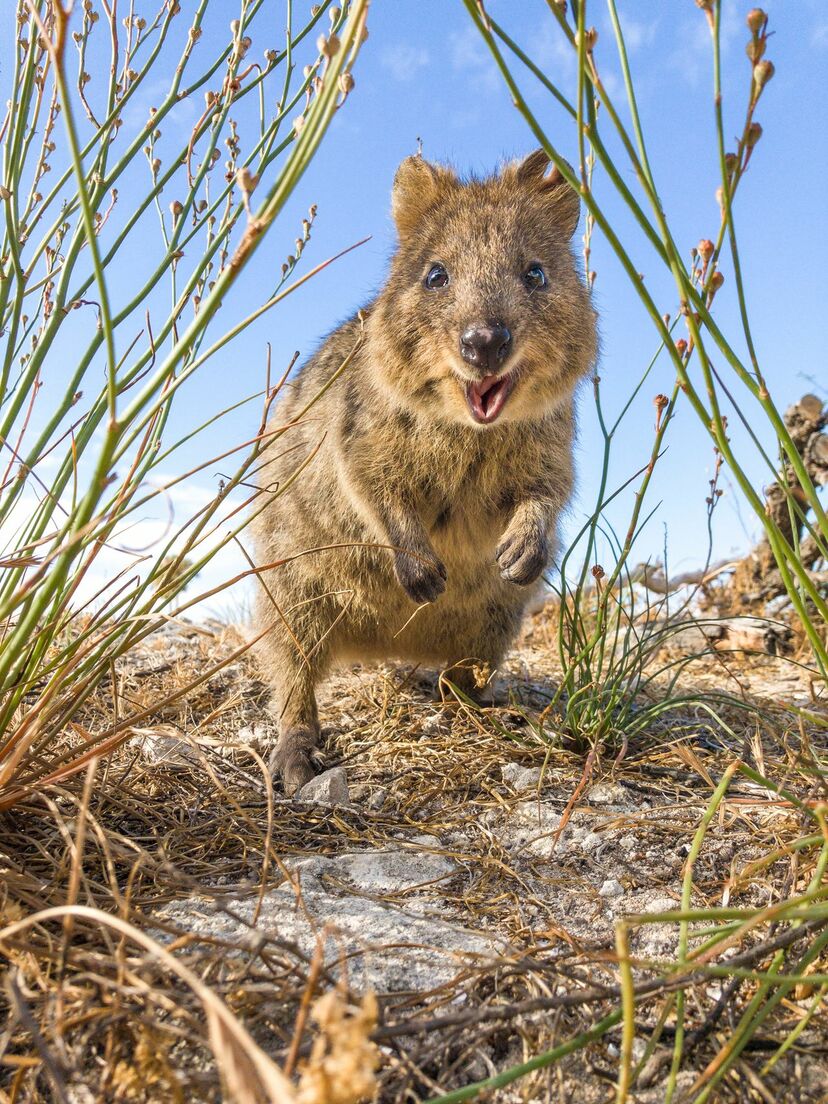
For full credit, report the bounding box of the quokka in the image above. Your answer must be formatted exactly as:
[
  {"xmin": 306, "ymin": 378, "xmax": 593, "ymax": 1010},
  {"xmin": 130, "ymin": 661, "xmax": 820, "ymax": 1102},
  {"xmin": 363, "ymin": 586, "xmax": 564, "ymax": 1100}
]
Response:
[{"xmin": 252, "ymin": 150, "xmax": 597, "ymax": 791}]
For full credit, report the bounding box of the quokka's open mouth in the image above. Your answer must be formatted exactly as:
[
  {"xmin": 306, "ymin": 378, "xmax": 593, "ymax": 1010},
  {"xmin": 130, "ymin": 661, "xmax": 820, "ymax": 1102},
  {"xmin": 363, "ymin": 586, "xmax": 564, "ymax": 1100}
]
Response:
[{"xmin": 464, "ymin": 372, "xmax": 516, "ymax": 424}]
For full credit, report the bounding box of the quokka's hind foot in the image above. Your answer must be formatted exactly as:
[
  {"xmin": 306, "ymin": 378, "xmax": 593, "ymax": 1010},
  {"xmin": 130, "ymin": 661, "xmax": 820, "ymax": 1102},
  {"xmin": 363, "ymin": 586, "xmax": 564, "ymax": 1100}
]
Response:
[
  {"xmin": 269, "ymin": 725, "xmax": 324, "ymax": 795},
  {"xmin": 439, "ymin": 662, "xmax": 497, "ymax": 707}
]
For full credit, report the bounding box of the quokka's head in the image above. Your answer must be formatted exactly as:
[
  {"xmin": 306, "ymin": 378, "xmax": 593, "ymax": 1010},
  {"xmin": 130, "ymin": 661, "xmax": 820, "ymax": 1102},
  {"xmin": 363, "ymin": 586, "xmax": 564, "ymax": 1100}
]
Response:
[{"xmin": 370, "ymin": 150, "xmax": 597, "ymax": 429}]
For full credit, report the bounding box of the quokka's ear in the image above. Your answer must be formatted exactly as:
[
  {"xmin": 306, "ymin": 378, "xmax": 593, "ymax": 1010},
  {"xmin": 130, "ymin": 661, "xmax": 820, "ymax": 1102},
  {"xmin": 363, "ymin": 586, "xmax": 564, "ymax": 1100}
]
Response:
[
  {"xmin": 509, "ymin": 148, "xmax": 581, "ymax": 240},
  {"xmin": 392, "ymin": 155, "xmax": 457, "ymax": 240}
]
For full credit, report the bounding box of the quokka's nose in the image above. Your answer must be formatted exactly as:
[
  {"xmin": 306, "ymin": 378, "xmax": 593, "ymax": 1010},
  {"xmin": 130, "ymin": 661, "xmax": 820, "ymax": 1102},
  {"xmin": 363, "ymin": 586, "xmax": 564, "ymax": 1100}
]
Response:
[{"xmin": 459, "ymin": 322, "xmax": 512, "ymax": 371}]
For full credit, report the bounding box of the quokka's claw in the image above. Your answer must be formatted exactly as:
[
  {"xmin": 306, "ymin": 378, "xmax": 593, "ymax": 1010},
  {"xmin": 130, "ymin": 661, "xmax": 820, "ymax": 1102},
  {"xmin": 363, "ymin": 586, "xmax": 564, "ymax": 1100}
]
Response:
[
  {"xmin": 269, "ymin": 727, "xmax": 321, "ymax": 795},
  {"xmin": 278, "ymin": 751, "xmax": 318, "ymax": 795},
  {"xmin": 395, "ymin": 551, "xmax": 447, "ymax": 604},
  {"xmin": 496, "ymin": 528, "xmax": 548, "ymax": 586}
]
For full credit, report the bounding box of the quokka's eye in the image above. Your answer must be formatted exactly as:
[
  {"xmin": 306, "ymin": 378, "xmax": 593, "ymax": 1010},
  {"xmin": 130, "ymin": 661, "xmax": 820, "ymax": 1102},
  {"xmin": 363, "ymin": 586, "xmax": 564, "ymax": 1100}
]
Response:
[
  {"xmin": 424, "ymin": 263, "xmax": 450, "ymax": 290},
  {"xmin": 523, "ymin": 264, "xmax": 547, "ymax": 290}
]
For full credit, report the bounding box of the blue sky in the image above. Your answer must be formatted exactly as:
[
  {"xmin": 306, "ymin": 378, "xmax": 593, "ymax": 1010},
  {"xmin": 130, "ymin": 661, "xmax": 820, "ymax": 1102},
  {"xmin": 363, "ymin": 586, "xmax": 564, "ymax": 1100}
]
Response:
[{"xmin": 3, "ymin": 0, "xmax": 827, "ymax": 614}]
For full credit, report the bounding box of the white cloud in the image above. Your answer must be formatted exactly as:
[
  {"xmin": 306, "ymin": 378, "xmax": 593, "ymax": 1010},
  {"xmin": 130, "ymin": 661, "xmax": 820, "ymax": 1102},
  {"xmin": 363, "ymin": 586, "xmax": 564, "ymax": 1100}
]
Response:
[
  {"xmin": 449, "ymin": 25, "xmax": 501, "ymax": 92},
  {"xmin": 617, "ymin": 15, "xmax": 658, "ymax": 53},
  {"xmin": 532, "ymin": 19, "xmax": 577, "ymax": 83},
  {"xmin": 666, "ymin": 4, "xmax": 741, "ymax": 87},
  {"xmin": 380, "ymin": 44, "xmax": 430, "ymax": 82},
  {"xmin": 0, "ymin": 476, "xmax": 249, "ymax": 618}
]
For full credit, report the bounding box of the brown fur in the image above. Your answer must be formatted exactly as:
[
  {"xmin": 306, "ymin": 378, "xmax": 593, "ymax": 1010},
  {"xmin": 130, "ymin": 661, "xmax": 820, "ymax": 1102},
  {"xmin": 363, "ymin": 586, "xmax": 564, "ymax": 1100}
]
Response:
[{"xmin": 251, "ymin": 151, "xmax": 597, "ymax": 791}]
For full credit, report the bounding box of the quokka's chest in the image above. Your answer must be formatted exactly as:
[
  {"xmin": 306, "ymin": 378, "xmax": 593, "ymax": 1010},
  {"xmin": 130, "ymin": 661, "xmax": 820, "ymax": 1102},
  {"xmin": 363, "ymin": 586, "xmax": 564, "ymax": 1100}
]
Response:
[{"xmin": 410, "ymin": 441, "xmax": 532, "ymax": 539}]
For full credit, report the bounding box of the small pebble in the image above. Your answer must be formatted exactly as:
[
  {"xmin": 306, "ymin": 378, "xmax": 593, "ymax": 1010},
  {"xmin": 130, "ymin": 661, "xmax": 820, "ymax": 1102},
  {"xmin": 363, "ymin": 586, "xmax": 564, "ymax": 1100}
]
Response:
[
  {"xmin": 599, "ymin": 878, "xmax": 624, "ymax": 898},
  {"xmin": 297, "ymin": 766, "xmax": 350, "ymax": 805}
]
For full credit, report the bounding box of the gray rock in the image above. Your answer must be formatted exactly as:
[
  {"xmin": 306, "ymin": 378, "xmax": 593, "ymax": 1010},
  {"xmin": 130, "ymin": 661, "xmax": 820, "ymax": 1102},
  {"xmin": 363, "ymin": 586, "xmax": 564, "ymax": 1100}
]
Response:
[
  {"xmin": 236, "ymin": 722, "xmax": 276, "ymax": 750},
  {"xmin": 157, "ymin": 846, "xmax": 503, "ymax": 992},
  {"xmin": 297, "ymin": 766, "xmax": 350, "ymax": 805},
  {"xmin": 508, "ymin": 800, "xmax": 562, "ymax": 832},
  {"xmin": 483, "ymin": 799, "xmax": 566, "ymax": 860},
  {"xmin": 408, "ymin": 833, "xmax": 442, "ymax": 848},
  {"xmin": 134, "ymin": 728, "xmax": 201, "ymax": 768},
  {"xmin": 350, "ymin": 784, "xmax": 389, "ymax": 811},
  {"xmin": 367, "ymin": 786, "xmax": 389, "ymax": 811},
  {"xmin": 324, "ymin": 849, "xmax": 456, "ymax": 894},
  {"xmin": 599, "ymin": 878, "xmax": 624, "ymax": 898},
  {"xmin": 629, "ymin": 894, "xmax": 682, "ymax": 957},
  {"xmin": 501, "ymin": 763, "xmax": 543, "ymax": 791},
  {"xmin": 588, "ymin": 783, "xmax": 631, "ymax": 806},
  {"xmin": 579, "ymin": 830, "xmax": 603, "ymax": 852}
]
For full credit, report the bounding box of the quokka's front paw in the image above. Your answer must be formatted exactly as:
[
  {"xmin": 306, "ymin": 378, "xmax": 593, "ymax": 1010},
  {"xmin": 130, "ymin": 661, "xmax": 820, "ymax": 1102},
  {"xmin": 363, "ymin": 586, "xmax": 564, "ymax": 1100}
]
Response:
[
  {"xmin": 395, "ymin": 549, "xmax": 447, "ymax": 603},
  {"xmin": 496, "ymin": 525, "xmax": 548, "ymax": 586}
]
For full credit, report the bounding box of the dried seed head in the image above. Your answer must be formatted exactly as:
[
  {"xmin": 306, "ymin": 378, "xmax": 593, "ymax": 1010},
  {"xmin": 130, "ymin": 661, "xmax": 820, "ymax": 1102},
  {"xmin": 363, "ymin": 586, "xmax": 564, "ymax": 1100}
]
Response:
[
  {"xmin": 676, "ymin": 338, "xmax": 688, "ymax": 356},
  {"xmin": 236, "ymin": 167, "xmax": 259, "ymax": 194},
  {"xmin": 151, "ymin": 157, "xmax": 161, "ymax": 173},
  {"xmin": 293, "ymin": 114, "xmax": 305, "ymax": 135},
  {"xmin": 746, "ymin": 37, "xmax": 765, "ymax": 64},
  {"xmin": 746, "ymin": 8, "xmax": 766, "ymax": 34},
  {"xmin": 330, "ymin": 6, "xmax": 341, "ymax": 21},
  {"xmin": 0, "ymin": 185, "xmax": 11, "ymax": 201},
  {"xmin": 169, "ymin": 199, "xmax": 183, "ymax": 219},
  {"xmin": 317, "ymin": 32, "xmax": 341, "ymax": 59},
  {"xmin": 230, "ymin": 19, "xmax": 240, "ymax": 35},
  {"xmin": 575, "ymin": 26, "xmax": 598, "ymax": 51},
  {"xmin": 724, "ymin": 152, "xmax": 738, "ymax": 175},
  {"xmin": 654, "ymin": 393, "xmax": 669, "ymax": 412},
  {"xmin": 745, "ymin": 121, "xmax": 763, "ymax": 147},
  {"xmin": 591, "ymin": 564, "xmax": 605, "ymax": 580},
  {"xmin": 752, "ymin": 59, "xmax": 775, "ymax": 94},
  {"xmin": 709, "ymin": 270, "xmax": 725, "ymax": 290},
  {"xmin": 338, "ymin": 72, "xmax": 354, "ymax": 95},
  {"xmin": 697, "ymin": 239, "xmax": 715, "ymax": 263}
]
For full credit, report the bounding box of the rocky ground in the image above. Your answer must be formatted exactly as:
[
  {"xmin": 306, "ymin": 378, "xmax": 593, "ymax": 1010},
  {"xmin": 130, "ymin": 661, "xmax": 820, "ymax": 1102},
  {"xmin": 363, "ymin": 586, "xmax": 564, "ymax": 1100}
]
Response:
[{"xmin": 2, "ymin": 606, "xmax": 827, "ymax": 1102}]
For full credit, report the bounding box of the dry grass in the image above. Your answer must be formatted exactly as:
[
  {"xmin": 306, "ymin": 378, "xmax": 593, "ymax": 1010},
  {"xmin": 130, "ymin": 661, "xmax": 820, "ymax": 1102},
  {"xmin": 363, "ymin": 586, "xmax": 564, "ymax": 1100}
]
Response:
[{"xmin": 1, "ymin": 603, "xmax": 827, "ymax": 1103}]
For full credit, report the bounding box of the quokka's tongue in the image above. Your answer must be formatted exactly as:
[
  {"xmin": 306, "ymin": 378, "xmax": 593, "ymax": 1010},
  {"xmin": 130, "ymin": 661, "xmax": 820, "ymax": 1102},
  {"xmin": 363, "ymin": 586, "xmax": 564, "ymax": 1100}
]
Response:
[{"xmin": 467, "ymin": 373, "xmax": 513, "ymax": 423}]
